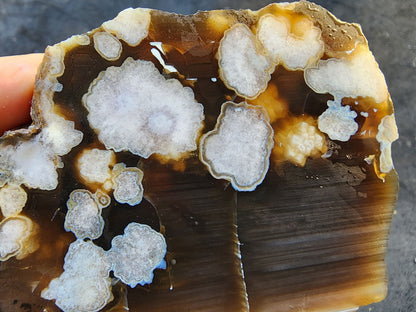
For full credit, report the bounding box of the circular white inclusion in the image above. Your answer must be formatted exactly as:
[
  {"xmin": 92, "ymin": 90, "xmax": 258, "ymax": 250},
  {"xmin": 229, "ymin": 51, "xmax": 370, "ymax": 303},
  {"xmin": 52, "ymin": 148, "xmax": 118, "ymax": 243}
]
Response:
[{"xmin": 83, "ymin": 58, "xmax": 204, "ymax": 159}]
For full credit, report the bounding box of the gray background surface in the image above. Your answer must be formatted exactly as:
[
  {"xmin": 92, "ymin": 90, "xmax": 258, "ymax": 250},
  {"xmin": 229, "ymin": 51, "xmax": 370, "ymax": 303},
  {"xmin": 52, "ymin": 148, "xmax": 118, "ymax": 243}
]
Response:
[{"xmin": 0, "ymin": 0, "xmax": 414, "ymax": 311}]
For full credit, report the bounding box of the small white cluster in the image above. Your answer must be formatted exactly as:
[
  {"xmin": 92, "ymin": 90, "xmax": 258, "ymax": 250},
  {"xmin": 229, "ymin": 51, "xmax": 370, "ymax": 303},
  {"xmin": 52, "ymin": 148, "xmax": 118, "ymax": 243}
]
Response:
[
  {"xmin": 0, "ymin": 183, "xmax": 38, "ymax": 261},
  {"xmin": 112, "ymin": 163, "xmax": 144, "ymax": 206},
  {"xmin": 318, "ymin": 99, "xmax": 358, "ymax": 142},
  {"xmin": 218, "ymin": 24, "xmax": 273, "ymax": 99},
  {"xmin": 41, "ymin": 240, "xmax": 113, "ymax": 312},
  {"xmin": 257, "ymin": 14, "xmax": 324, "ymax": 70},
  {"xmin": 0, "ymin": 135, "xmax": 60, "ymax": 190},
  {"xmin": 43, "ymin": 223, "xmax": 167, "ymax": 311},
  {"xmin": 0, "ymin": 184, "xmax": 27, "ymax": 217},
  {"xmin": 107, "ymin": 223, "xmax": 167, "ymax": 287},
  {"xmin": 70, "ymin": 152, "xmax": 146, "ymax": 240},
  {"xmin": 77, "ymin": 148, "xmax": 115, "ymax": 185},
  {"xmin": 102, "ymin": 8, "xmax": 150, "ymax": 46},
  {"xmin": 93, "ymin": 31, "xmax": 122, "ymax": 61},
  {"xmin": 218, "ymin": 14, "xmax": 324, "ymax": 99},
  {"xmin": 0, "ymin": 216, "xmax": 37, "ymax": 261},
  {"xmin": 281, "ymin": 121, "xmax": 326, "ymax": 166},
  {"xmin": 75, "ymin": 148, "xmax": 144, "ymax": 206},
  {"xmin": 304, "ymin": 45, "xmax": 389, "ymax": 104},
  {"xmin": 200, "ymin": 102, "xmax": 274, "ymax": 191},
  {"xmin": 0, "ymin": 121, "xmax": 82, "ymax": 191},
  {"xmin": 64, "ymin": 190, "xmax": 106, "ymax": 240}
]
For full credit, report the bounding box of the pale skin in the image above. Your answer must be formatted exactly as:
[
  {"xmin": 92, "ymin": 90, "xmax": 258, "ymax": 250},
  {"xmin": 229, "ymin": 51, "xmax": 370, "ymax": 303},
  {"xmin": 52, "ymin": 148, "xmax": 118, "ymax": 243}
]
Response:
[{"xmin": 0, "ymin": 53, "xmax": 43, "ymax": 135}]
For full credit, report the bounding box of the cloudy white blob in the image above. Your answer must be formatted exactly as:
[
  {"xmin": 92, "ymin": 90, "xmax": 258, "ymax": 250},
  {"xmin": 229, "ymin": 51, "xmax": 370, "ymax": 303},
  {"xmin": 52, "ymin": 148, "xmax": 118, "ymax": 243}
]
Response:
[
  {"xmin": 257, "ymin": 14, "xmax": 323, "ymax": 70},
  {"xmin": 112, "ymin": 163, "xmax": 144, "ymax": 206},
  {"xmin": 107, "ymin": 223, "xmax": 167, "ymax": 287},
  {"xmin": 64, "ymin": 190, "xmax": 105, "ymax": 240},
  {"xmin": 200, "ymin": 102, "xmax": 274, "ymax": 191},
  {"xmin": 102, "ymin": 8, "xmax": 150, "ymax": 46},
  {"xmin": 93, "ymin": 31, "xmax": 122, "ymax": 60},
  {"xmin": 0, "ymin": 184, "xmax": 27, "ymax": 217},
  {"xmin": 83, "ymin": 58, "xmax": 204, "ymax": 159},
  {"xmin": 304, "ymin": 45, "xmax": 388, "ymax": 103},
  {"xmin": 318, "ymin": 100, "xmax": 358, "ymax": 142},
  {"xmin": 218, "ymin": 24, "xmax": 273, "ymax": 99},
  {"xmin": 41, "ymin": 240, "xmax": 113, "ymax": 312}
]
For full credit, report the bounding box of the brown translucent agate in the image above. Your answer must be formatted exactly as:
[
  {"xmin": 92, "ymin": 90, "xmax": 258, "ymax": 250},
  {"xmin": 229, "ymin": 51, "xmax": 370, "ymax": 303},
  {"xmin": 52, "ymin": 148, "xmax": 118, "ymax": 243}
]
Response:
[{"xmin": 0, "ymin": 1, "xmax": 399, "ymax": 312}]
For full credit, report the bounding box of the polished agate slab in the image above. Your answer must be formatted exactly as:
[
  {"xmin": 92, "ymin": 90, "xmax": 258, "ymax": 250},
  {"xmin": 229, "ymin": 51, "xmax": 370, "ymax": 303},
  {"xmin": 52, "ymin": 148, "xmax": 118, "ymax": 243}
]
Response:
[{"xmin": 0, "ymin": 1, "xmax": 399, "ymax": 312}]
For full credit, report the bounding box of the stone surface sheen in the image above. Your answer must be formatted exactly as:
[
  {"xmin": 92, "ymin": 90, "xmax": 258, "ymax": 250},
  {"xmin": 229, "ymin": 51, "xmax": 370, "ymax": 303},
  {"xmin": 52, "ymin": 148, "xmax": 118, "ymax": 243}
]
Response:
[{"xmin": 0, "ymin": 2, "xmax": 399, "ymax": 312}]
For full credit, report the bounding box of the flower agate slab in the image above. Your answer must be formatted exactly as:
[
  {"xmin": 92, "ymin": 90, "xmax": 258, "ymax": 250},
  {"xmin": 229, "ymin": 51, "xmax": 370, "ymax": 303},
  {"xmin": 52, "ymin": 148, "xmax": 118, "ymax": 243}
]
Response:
[{"xmin": 0, "ymin": 2, "xmax": 398, "ymax": 312}]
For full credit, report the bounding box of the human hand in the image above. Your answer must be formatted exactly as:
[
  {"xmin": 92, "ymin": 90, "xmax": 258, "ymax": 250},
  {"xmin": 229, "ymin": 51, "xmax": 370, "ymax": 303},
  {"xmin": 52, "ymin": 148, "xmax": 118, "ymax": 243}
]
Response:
[{"xmin": 0, "ymin": 53, "xmax": 43, "ymax": 136}]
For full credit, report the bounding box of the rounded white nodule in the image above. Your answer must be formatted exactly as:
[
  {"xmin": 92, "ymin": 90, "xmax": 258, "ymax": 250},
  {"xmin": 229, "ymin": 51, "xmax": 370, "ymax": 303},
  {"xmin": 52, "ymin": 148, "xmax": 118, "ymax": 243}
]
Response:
[
  {"xmin": 0, "ymin": 184, "xmax": 27, "ymax": 217},
  {"xmin": 0, "ymin": 216, "xmax": 36, "ymax": 261},
  {"xmin": 102, "ymin": 8, "xmax": 150, "ymax": 47},
  {"xmin": 305, "ymin": 45, "xmax": 388, "ymax": 104},
  {"xmin": 218, "ymin": 23, "xmax": 273, "ymax": 99},
  {"xmin": 41, "ymin": 240, "xmax": 112, "ymax": 312},
  {"xmin": 83, "ymin": 58, "xmax": 204, "ymax": 159},
  {"xmin": 93, "ymin": 31, "xmax": 122, "ymax": 61},
  {"xmin": 64, "ymin": 189, "xmax": 105, "ymax": 240},
  {"xmin": 276, "ymin": 120, "xmax": 326, "ymax": 167},
  {"xmin": 318, "ymin": 100, "xmax": 358, "ymax": 142},
  {"xmin": 257, "ymin": 14, "xmax": 324, "ymax": 70},
  {"xmin": 107, "ymin": 223, "xmax": 167, "ymax": 288},
  {"xmin": 200, "ymin": 101, "xmax": 274, "ymax": 191},
  {"xmin": 77, "ymin": 148, "xmax": 115, "ymax": 185},
  {"xmin": 112, "ymin": 163, "xmax": 144, "ymax": 206}
]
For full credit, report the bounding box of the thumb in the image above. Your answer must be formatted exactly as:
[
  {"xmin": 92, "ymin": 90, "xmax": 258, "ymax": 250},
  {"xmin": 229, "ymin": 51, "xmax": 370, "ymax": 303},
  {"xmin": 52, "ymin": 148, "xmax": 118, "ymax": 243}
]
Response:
[{"xmin": 0, "ymin": 53, "xmax": 43, "ymax": 136}]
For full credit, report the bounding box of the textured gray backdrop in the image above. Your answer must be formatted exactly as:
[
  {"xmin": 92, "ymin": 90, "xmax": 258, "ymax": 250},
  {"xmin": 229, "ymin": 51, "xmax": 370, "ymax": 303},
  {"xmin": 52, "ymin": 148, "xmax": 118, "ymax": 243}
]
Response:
[{"xmin": 0, "ymin": 0, "xmax": 414, "ymax": 311}]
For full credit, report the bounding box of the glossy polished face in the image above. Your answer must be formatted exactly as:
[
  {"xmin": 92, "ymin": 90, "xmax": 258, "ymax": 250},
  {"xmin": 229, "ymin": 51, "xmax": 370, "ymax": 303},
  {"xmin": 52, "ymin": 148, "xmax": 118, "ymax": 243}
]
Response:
[{"xmin": 0, "ymin": 2, "xmax": 398, "ymax": 312}]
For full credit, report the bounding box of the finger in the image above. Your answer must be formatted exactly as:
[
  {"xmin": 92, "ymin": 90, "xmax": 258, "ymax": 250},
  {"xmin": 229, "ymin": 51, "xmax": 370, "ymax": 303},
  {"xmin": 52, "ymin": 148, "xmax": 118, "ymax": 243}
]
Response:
[{"xmin": 0, "ymin": 53, "xmax": 44, "ymax": 136}]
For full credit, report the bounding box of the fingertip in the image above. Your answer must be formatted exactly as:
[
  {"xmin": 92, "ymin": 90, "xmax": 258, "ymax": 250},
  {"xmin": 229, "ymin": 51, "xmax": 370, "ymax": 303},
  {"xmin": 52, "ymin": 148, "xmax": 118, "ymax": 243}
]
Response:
[{"xmin": 0, "ymin": 53, "xmax": 43, "ymax": 135}]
